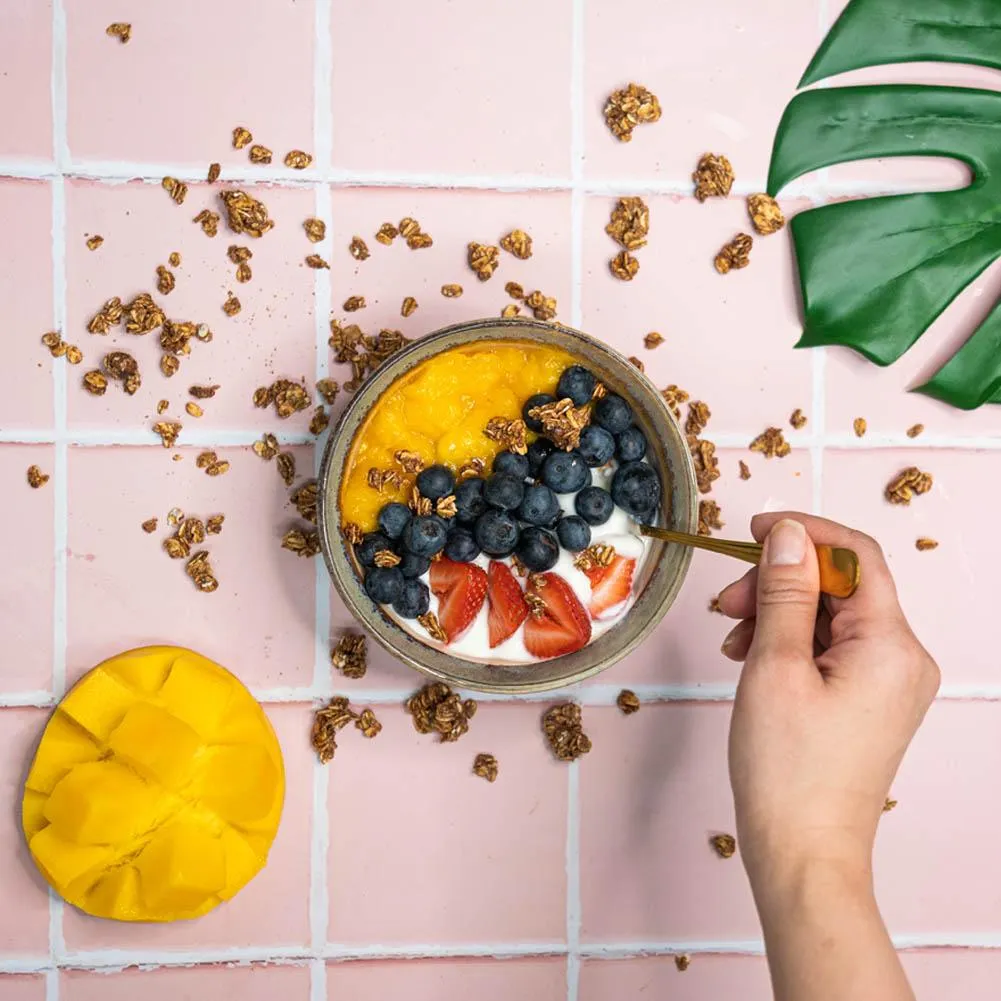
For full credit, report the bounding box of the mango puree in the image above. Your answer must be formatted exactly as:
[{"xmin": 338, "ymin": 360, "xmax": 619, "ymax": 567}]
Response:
[
  {"xmin": 22, "ymin": 646, "xmax": 284, "ymax": 922},
  {"xmin": 340, "ymin": 340, "xmax": 575, "ymax": 531}
]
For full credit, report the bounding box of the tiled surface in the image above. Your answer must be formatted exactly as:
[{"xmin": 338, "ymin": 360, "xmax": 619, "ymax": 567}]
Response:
[{"xmin": 1, "ymin": 0, "xmax": 1000, "ymax": 998}]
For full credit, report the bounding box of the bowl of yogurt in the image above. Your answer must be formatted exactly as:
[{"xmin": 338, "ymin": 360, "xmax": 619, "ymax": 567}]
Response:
[{"xmin": 317, "ymin": 317, "xmax": 698, "ymax": 694}]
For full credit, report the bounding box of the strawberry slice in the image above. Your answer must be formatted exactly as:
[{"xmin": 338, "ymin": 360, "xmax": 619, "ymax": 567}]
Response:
[
  {"xmin": 523, "ymin": 572, "xmax": 592, "ymax": 659},
  {"xmin": 584, "ymin": 555, "xmax": 636, "ymax": 618},
  {"xmin": 487, "ymin": 561, "xmax": 529, "ymax": 648},
  {"xmin": 429, "ymin": 557, "xmax": 488, "ymax": 643}
]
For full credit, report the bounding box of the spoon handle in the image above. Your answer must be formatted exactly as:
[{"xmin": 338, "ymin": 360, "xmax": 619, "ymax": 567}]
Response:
[{"xmin": 639, "ymin": 525, "xmax": 861, "ymax": 599}]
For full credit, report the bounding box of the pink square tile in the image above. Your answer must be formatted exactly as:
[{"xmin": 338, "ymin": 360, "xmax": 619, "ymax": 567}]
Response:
[
  {"xmin": 328, "ymin": 703, "xmax": 568, "ymax": 944},
  {"xmin": 0, "ymin": 709, "xmax": 52, "ymax": 957},
  {"xmin": 874, "ymin": 702, "xmax": 1001, "ymax": 935},
  {"xmin": 821, "ymin": 449, "xmax": 999, "ymax": 687},
  {"xmin": 330, "ymin": 2, "xmax": 571, "ymax": 178},
  {"xmin": 65, "ymin": 0, "xmax": 314, "ymax": 166},
  {"xmin": 65, "ymin": 445, "xmax": 316, "ymax": 690},
  {"xmin": 901, "ymin": 949, "xmax": 1001, "ymax": 1001},
  {"xmin": 584, "ymin": 0, "xmax": 820, "ymax": 186},
  {"xmin": 581, "ymin": 195, "xmax": 813, "ymax": 433},
  {"xmin": 824, "ymin": 258, "xmax": 1001, "ymax": 437},
  {"xmin": 580, "ymin": 956, "xmax": 772, "ymax": 1001},
  {"xmin": 0, "ymin": 446, "xmax": 54, "ymax": 693},
  {"xmin": 0, "ymin": 1, "xmax": 52, "ymax": 160},
  {"xmin": 0, "ymin": 976, "xmax": 47, "ymax": 1001},
  {"xmin": 589, "ymin": 447, "xmax": 812, "ymax": 690},
  {"xmin": 326, "ymin": 187, "xmax": 572, "ymax": 345},
  {"xmin": 62, "ymin": 964, "xmax": 310, "ymax": 1001},
  {"xmin": 65, "ymin": 179, "xmax": 318, "ymax": 431},
  {"xmin": 327, "ymin": 958, "xmax": 566, "ymax": 1000},
  {"xmin": 0, "ymin": 180, "xmax": 54, "ymax": 430},
  {"xmin": 63, "ymin": 703, "xmax": 311, "ymax": 949},
  {"xmin": 580, "ymin": 703, "xmax": 759, "ymax": 942}
]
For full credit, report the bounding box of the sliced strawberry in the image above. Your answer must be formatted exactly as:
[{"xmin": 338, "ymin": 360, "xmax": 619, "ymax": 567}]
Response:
[
  {"xmin": 584, "ymin": 555, "xmax": 636, "ymax": 618},
  {"xmin": 523, "ymin": 572, "xmax": 592, "ymax": 659},
  {"xmin": 429, "ymin": 557, "xmax": 488, "ymax": 643},
  {"xmin": 486, "ymin": 561, "xmax": 529, "ymax": 648}
]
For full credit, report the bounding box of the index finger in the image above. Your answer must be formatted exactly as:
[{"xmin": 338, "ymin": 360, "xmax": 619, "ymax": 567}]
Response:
[{"xmin": 749, "ymin": 511, "xmax": 904, "ymax": 621}]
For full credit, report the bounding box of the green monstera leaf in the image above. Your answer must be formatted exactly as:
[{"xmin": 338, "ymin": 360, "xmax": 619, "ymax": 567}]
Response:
[{"xmin": 767, "ymin": 0, "xmax": 1001, "ymax": 409}]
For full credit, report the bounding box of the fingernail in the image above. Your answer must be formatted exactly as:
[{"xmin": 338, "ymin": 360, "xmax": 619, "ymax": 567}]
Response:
[
  {"xmin": 720, "ymin": 632, "xmax": 735, "ymax": 655},
  {"xmin": 767, "ymin": 519, "xmax": 807, "ymax": 566}
]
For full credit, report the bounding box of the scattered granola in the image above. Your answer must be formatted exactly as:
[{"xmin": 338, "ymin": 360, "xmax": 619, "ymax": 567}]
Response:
[
  {"xmin": 604, "ymin": 82, "xmax": 662, "ymax": 142},
  {"xmin": 310, "ymin": 697, "xmax": 357, "ymax": 764},
  {"xmin": 309, "ymin": 406, "xmax": 329, "ymax": 435},
  {"xmin": 168, "ymin": 252, "xmax": 181, "ymax": 267},
  {"xmin": 528, "ymin": 398, "xmax": 589, "ymax": 451},
  {"xmin": 193, "ymin": 209, "xmax": 220, "ymax": 237},
  {"xmin": 906, "ymin": 423, "xmax": 925, "ymax": 438},
  {"xmin": 356, "ymin": 708, "xmax": 382, "ymax": 739},
  {"xmin": 524, "ymin": 289, "xmax": 557, "ymax": 321},
  {"xmin": 314, "ymin": 379, "xmax": 339, "ymax": 405},
  {"xmin": 693, "ymin": 153, "xmax": 735, "ymax": 202},
  {"xmin": 26, "ymin": 465, "xmax": 49, "ymax": 489},
  {"xmin": 505, "ymin": 281, "xmax": 525, "ymax": 301},
  {"xmin": 282, "ymin": 527, "xmax": 321, "ymax": 557},
  {"xmin": 152, "ymin": 421, "xmax": 182, "ymax": 448},
  {"xmin": 709, "ymin": 596, "xmax": 723, "ymax": 613},
  {"xmin": 628, "ymin": 356, "xmax": 644, "ymax": 372},
  {"xmin": 86, "ymin": 235, "xmax": 103, "ymax": 251},
  {"xmin": 284, "ymin": 150, "xmax": 313, "ymax": 169},
  {"xmin": 220, "ymin": 189, "xmax": 274, "ymax": 238},
  {"xmin": 123, "ymin": 292, "xmax": 166, "ymax": 334},
  {"xmin": 610, "ymin": 250, "xmax": 639, "ymax": 281},
  {"xmin": 222, "ymin": 292, "xmax": 241, "ymax": 316},
  {"xmin": 398, "ymin": 217, "xmax": 433, "ymax": 249},
  {"xmin": 714, "ymin": 233, "xmax": 753, "ymax": 274},
  {"xmin": 276, "ymin": 451, "xmax": 296, "ymax": 486},
  {"xmin": 156, "ymin": 265, "xmax": 175, "ymax": 295},
  {"xmin": 749, "ymin": 427, "xmax": 791, "ymax": 459},
  {"xmin": 375, "ymin": 222, "xmax": 398, "ymax": 245},
  {"xmin": 106, "ymin": 22, "xmax": 131, "ymax": 42},
  {"xmin": 406, "ymin": 682, "xmax": 476, "ymax": 742},
  {"xmin": 41, "ymin": 331, "xmax": 67, "ymax": 358},
  {"xmin": 573, "ymin": 543, "xmax": 615, "ymax": 574},
  {"xmin": 232, "ymin": 126, "xmax": 253, "ymax": 149},
  {"xmin": 644, "ymin": 331, "xmax": 664, "ymax": 350},
  {"xmin": 883, "ymin": 798, "xmax": 898, "ymax": 813},
  {"xmin": 853, "ymin": 417, "xmax": 867, "ymax": 438},
  {"xmin": 501, "ymin": 304, "xmax": 520, "ymax": 318},
  {"xmin": 394, "ymin": 449, "xmax": 425, "ymax": 474},
  {"xmin": 685, "ymin": 400, "xmax": 711, "ymax": 438},
  {"xmin": 187, "ymin": 550, "xmax": 219, "ymax": 593},
  {"xmin": 343, "ymin": 295, "xmax": 366, "ymax": 311},
  {"xmin": 401, "ymin": 296, "xmax": 418, "ymax": 318},
  {"xmin": 103, "ymin": 350, "xmax": 141, "ymax": 395},
  {"xmin": 698, "ymin": 499, "xmax": 724, "ymax": 536},
  {"xmin": 467, "ymin": 242, "xmax": 500, "ymax": 281},
  {"xmin": 248, "ymin": 144, "xmax": 273, "ymax": 165},
  {"xmin": 710, "ymin": 833, "xmax": 737, "ymax": 859},
  {"xmin": 417, "ymin": 610, "xmax": 447, "ymax": 642},
  {"xmin": 236, "ymin": 262, "xmax": 252, "ymax": 283},
  {"xmin": 306, "ymin": 254, "xmax": 330, "ymax": 270},
  {"xmin": 916, "ymin": 538, "xmax": 939, "ymax": 551},
  {"xmin": 302, "ymin": 218, "xmax": 326, "ymax": 244},
  {"xmin": 661, "ymin": 385, "xmax": 690, "ymax": 422},
  {"xmin": 373, "ymin": 549, "xmax": 402, "ymax": 568},
  {"xmin": 456, "ymin": 457, "xmax": 485, "ymax": 482},
  {"xmin": 885, "ymin": 467, "xmax": 932, "ymax": 505},
  {"xmin": 207, "ymin": 162, "xmax": 221, "ymax": 183},
  {"xmin": 253, "ymin": 378, "xmax": 312, "ymax": 418},
  {"xmin": 674, "ymin": 956, "xmax": 691, "ymax": 973},
  {"xmin": 86, "ymin": 296, "xmax": 123, "ymax": 334},
  {"xmin": 747, "ymin": 193, "xmax": 785, "ymax": 235},
  {"xmin": 161, "ymin": 177, "xmax": 187, "ymax": 205},
  {"xmin": 206, "ymin": 514, "xmax": 225, "ymax": 535},
  {"xmin": 500, "ymin": 229, "xmax": 532, "ymax": 259},
  {"xmin": 790, "ymin": 408, "xmax": 808, "ymax": 430},
  {"xmin": 185, "ymin": 401, "xmax": 204, "ymax": 418},
  {"xmin": 142, "ymin": 518, "xmax": 158, "ymax": 534},
  {"xmin": 738, "ymin": 460, "xmax": 751, "ymax": 480},
  {"xmin": 441, "ymin": 283, "xmax": 463, "ymax": 298},
  {"xmin": 483, "ymin": 416, "xmax": 529, "ymax": 455},
  {"xmin": 606, "ymin": 197, "xmax": 649, "ymax": 251},
  {"xmin": 292, "ymin": 481, "xmax": 318, "ymax": 523},
  {"xmin": 349, "ymin": 236, "xmax": 370, "ymax": 261},
  {"xmin": 82, "ymin": 370, "xmax": 108, "ymax": 396},
  {"xmin": 228, "ymin": 245, "xmax": 252, "ymax": 264},
  {"xmin": 253, "ymin": 432, "xmax": 280, "ymax": 460},
  {"xmin": 436, "ymin": 495, "xmax": 457, "ymax": 519},
  {"xmin": 473, "ymin": 753, "xmax": 499, "ymax": 782},
  {"xmin": 329, "ymin": 321, "xmax": 409, "ymax": 392},
  {"xmin": 331, "ymin": 632, "xmax": 367, "ymax": 678},
  {"xmin": 65, "ymin": 344, "xmax": 82, "ymax": 364},
  {"xmin": 543, "ymin": 703, "xmax": 591, "ymax": 762},
  {"xmin": 616, "ymin": 690, "xmax": 640, "ymax": 715}
]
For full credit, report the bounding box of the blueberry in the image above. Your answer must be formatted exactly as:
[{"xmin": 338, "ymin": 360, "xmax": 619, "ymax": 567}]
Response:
[
  {"xmin": 611, "ymin": 461, "xmax": 662, "ymax": 517},
  {"xmin": 355, "ymin": 532, "xmax": 394, "ymax": 568},
  {"xmin": 402, "ymin": 515, "xmax": 448, "ymax": 557},
  {"xmin": 377, "ymin": 502, "xmax": 412, "ymax": 540},
  {"xmin": 578, "ymin": 425, "xmax": 616, "ymax": 467},
  {"xmin": 444, "ymin": 527, "xmax": 481, "ymax": 563},
  {"xmin": 518, "ymin": 483, "xmax": 561, "ymax": 527},
  {"xmin": 398, "ymin": 551, "xmax": 431, "ymax": 578},
  {"xmin": 474, "ymin": 509, "xmax": 520, "ymax": 557},
  {"xmin": 575, "ymin": 486, "xmax": 615, "ymax": 526},
  {"xmin": 516, "ymin": 527, "xmax": 560, "ymax": 572},
  {"xmin": 364, "ymin": 566, "xmax": 404, "ymax": 605},
  {"xmin": 527, "ymin": 438, "xmax": 555, "ymax": 477},
  {"xmin": 454, "ymin": 476, "xmax": 487, "ymax": 524},
  {"xmin": 492, "ymin": 450, "xmax": 530, "ymax": 480},
  {"xmin": 541, "ymin": 450, "xmax": 590, "ymax": 494},
  {"xmin": 557, "ymin": 365, "xmax": 597, "ymax": 406},
  {"xmin": 556, "ymin": 515, "xmax": 591, "ymax": 552},
  {"xmin": 522, "ymin": 393, "xmax": 556, "ymax": 433},
  {"xmin": 415, "ymin": 464, "xmax": 455, "ymax": 501},
  {"xmin": 615, "ymin": 426, "xmax": 647, "ymax": 462},
  {"xmin": 483, "ymin": 472, "xmax": 525, "ymax": 511},
  {"xmin": 392, "ymin": 578, "xmax": 430, "ymax": 618},
  {"xmin": 593, "ymin": 393, "xmax": 634, "ymax": 434}
]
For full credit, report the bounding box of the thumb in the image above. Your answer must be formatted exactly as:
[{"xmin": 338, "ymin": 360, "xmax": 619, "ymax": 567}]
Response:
[{"xmin": 748, "ymin": 518, "xmax": 820, "ymax": 664}]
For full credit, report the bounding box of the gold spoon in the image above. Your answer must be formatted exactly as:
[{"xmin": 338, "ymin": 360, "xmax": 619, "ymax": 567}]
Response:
[{"xmin": 639, "ymin": 525, "xmax": 861, "ymax": 599}]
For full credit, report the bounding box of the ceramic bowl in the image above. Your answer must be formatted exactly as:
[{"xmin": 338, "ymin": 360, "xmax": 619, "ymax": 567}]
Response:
[{"xmin": 317, "ymin": 317, "xmax": 698, "ymax": 694}]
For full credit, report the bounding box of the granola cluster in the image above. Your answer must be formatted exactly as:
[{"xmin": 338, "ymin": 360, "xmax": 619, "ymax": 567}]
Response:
[
  {"xmin": 542, "ymin": 703, "xmax": 591, "ymax": 762},
  {"xmin": 281, "ymin": 527, "xmax": 321, "ymax": 557},
  {"xmin": 329, "ymin": 321, "xmax": 409, "ymax": 392},
  {"xmin": 616, "ymin": 690, "xmax": 640, "ymax": 715},
  {"xmin": 405, "ymin": 682, "xmax": 477, "ymax": 743},
  {"xmin": 220, "ymin": 189, "xmax": 274, "ymax": 238},
  {"xmin": 311, "ymin": 696, "xmax": 381, "ymax": 764},
  {"xmin": 26, "ymin": 465, "xmax": 49, "ymax": 489},
  {"xmin": 332, "ymin": 632, "xmax": 368, "ymax": 679},
  {"xmin": 885, "ymin": 467, "xmax": 932, "ymax": 505},
  {"xmin": 606, "ymin": 197, "xmax": 649, "ymax": 282},
  {"xmin": 714, "ymin": 233, "xmax": 753, "ymax": 275},
  {"xmin": 500, "ymin": 229, "xmax": 532, "ymax": 259},
  {"xmin": 473, "ymin": 753, "xmax": 499, "ymax": 782},
  {"xmin": 790, "ymin": 408, "xmax": 808, "ymax": 430},
  {"xmin": 693, "ymin": 154, "xmax": 734, "ymax": 202},
  {"xmin": 156, "ymin": 510, "xmax": 223, "ymax": 592},
  {"xmin": 41, "ymin": 331, "xmax": 83, "ymax": 364},
  {"xmin": 710, "ymin": 833, "xmax": 737, "ymax": 859},
  {"xmin": 398, "ymin": 217, "xmax": 433, "ymax": 250},
  {"xmin": 749, "ymin": 426, "xmax": 791, "ymax": 459},
  {"xmin": 604, "ymin": 82, "xmax": 662, "ymax": 142},
  {"xmin": 253, "ymin": 378, "xmax": 312, "ymax": 418},
  {"xmin": 747, "ymin": 193, "xmax": 785, "ymax": 235},
  {"xmin": 483, "ymin": 416, "xmax": 528, "ymax": 455},
  {"xmin": 698, "ymin": 499, "xmax": 723, "ymax": 537},
  {"xmin": 527, "ymin": 398, "xmax": 590, "ymax": 451},
  {"xmin": 573, "ymin": 543, "xmax": 615, "ymax": 574},
  {"xmin": 467, "ymin": 242, "xmax": 500, "ymax": 280}
]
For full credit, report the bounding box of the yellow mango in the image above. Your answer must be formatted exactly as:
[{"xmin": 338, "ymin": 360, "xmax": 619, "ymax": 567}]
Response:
[
  {"xmin": 107, "ymin": 702, "xmax": 203, "ymax": 791},
  {"xmin": 158, "ymin": 653, "xmax": 233, "ymax": 737},
  {"xmin": 136, "ymin": 821, "xmax": 226, "ymax": 915},
  {"xmin": 23, "ymin": 712, "xmax": 102, "ymax": 798},
  {"xmin": 29, "ymin": 825, "xmax": 116, "ymax": 890},
  {"xmin": 58, "ymin": 667, "xmax": 136, "ymax": 742},
  {"xmin": 83, "ymin": 865, "xmax": 142, "ymax": 922},
  {"xmin": 196, "ymin": 744, "xmax": 281, "ymax": 826}
]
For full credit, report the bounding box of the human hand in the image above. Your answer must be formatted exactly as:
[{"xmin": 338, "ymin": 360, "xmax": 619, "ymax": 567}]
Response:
[{"xmin": 718, "ymin": 513, "xmax": 939, "ymax": 893}]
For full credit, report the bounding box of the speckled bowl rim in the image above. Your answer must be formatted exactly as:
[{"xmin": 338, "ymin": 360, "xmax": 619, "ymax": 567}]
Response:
[{"xmin": 317, "ymin": 318, "xmax": 698, "ymax": 695}]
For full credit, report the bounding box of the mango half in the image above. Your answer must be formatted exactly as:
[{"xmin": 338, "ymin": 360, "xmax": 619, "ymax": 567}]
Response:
[{"xmin": 22, "ymin": 646, "xmax": 285, "ymax": 922}]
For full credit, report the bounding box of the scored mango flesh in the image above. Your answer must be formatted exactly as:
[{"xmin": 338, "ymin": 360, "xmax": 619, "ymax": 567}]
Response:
[
  {"xmin": 340, "ymin": 340, "xmax": 575, "ymax": 531},
  {"xmin": 22, "ymin": 646, "xmax": 285, "ymax": 923}
]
